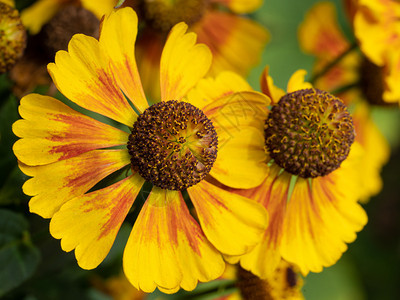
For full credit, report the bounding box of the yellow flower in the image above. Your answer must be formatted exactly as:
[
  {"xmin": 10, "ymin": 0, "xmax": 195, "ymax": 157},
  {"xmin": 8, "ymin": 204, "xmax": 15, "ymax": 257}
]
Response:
[
  {"xmin": 20, "ymin": 0, "xmax": 117, "ymax": 34},
  {"xmin": 133, "ymin": 0, "xmax": 269, "ymax": 101},
  {"xmin": 298, "ymin": 1, "xmax": 390, "ymax": 201},
  {"xmin": 12, "ymin": 8, "xmax": 269, "ymax": 294},
  {"xmin": 351, "ymin": 0, "xmax": 400, "ymax": 104},
  {"xmin": 225, "ymin": 67, "xmax": 368, "ymax": 278}
]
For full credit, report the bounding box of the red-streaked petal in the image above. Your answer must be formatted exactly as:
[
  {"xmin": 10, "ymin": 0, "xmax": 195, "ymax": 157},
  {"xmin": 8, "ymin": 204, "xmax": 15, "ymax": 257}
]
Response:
[
  {"xmin": 160, "ymin": 22, "xmax": 212, "ymax": 101},
  {"xmin": 50, "ymin": 174, "xmax": 144, "ymax": 269},
  {"xmin": 260, "ymin": 66, "xmax": 286, "ymax": 104},
  {"xmin": 280, "ymin": 173, "xmax": 368, "ymax": 275},
  {"xmin": 48, "ymin": 33, "xmax": 137, "ymax": 126},
  {"xmin": 123, "ymin": 188, "xmax": 225, "ymax": 293},
  {"xmin": 188, "ymin": 180, "xmax": 268, "ymax": 256},
  {"xmin": 20, "ymin": 149, "xmax": 131, "ymax": 218},
  {"xmin": 193, "ymin": 11, "xmax": 269, "ymax": 77},
  {"xmin": 298, "ymin": 2, "xmax": 350, "ymax": 59},
  {"xmin": 232, "ymin": 165, "xmax": 292, "ymax": 278},
  {"xmin": 12, "ymin": 94, "xmax": 129, "ymax": 166},
  {"xmin": 99, "ymin": 7, "xmax": 149, "ymax": 113}
]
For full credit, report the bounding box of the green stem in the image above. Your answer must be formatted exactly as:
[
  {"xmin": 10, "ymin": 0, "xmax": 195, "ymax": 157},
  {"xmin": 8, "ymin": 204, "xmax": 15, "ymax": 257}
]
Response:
[{"xmin": 310, "ymin": 42, "xmax": 358, "ymax": 84}]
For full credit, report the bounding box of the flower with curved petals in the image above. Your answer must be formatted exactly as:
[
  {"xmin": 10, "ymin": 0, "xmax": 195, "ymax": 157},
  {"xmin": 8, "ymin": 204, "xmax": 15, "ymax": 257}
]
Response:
[
  {"xmin": 298, "ymin": 1, "xmax": 390, "ymax": 201},
  {"xmin": 13, "ymin": 7, "xmax": 269, "ymax": 293},
  {"xmin": 350, "ymin": 0, "xmax": 400, "ymax": 104},
  {"xmin": 226, "ymin": 67, "xmax": 368, "ymax": 278},
  {"xmin": 132, "ymin": 0, "xmax": 269, "ymax": 101}
]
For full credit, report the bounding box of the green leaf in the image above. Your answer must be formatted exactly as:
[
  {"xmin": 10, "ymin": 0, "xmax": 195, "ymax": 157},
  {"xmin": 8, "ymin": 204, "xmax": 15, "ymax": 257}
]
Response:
[
  {"xmin": 0, "ymin": 209, "xmax": 40, "ymax": 297},
  {"xmin": 0, "ymin": 166, "xmax": 29, "ymax": 206},
  {"xmin": 115, "ymin": 0, "xmax": 126, "ymax": 8}
]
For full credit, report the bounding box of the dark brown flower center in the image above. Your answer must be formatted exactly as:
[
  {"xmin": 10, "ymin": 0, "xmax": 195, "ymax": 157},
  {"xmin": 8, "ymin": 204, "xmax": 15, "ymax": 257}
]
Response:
[
  {"xmin": 128, "ymin": 100, "xmax": 218, "ymax": 190},
  {"xmin": 141, "ymin": 0, "xmax": 209, "ymax": 32},
  {"xmin": 265, "ymin": 88, "xmax": 355, "ymax": 178},
  {"xmin": 0, "ymin": 2, "xmax": 26, "ymax": 73}
]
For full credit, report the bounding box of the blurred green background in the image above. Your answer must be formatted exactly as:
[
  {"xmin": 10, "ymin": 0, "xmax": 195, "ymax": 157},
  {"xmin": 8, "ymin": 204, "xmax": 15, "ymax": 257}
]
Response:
[{"xmin": 1, "ymin": 0, "xmax": 399, "ymax": 299}]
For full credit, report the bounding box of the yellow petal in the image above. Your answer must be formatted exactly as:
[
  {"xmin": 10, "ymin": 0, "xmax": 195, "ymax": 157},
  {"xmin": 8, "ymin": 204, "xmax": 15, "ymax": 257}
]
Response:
[
  {"xmin": 123, "ymin": 188, "xmax": 225, "ymax": 293},
  {"xmin": 48, "ymin": 33, "xmax": 137, "ymax": 126},
  {"xmin": 298, "ymin": 2, "xmax": 349, "ymax": 59},
  {"xmin": 210, "ymin": 127, "xmax": 268, "ymax": 189},
  {"xmin": 50, "ymin": 174, "xmax": 144, "ymax": 269},
  {"xmin": 80, "ymin": 0, "xmax": 116, "ymax": 19},
  {"xmin": 185, "ymin": 71, "xmax": 253, "ymax": 110},
  {"xmin": 192, "ymin": 11, "xmax": 269, "ymax": 77},
  {"xmin": 280, "ymin": 170, "xmax": 368, "ymax": 275},
  {"xmin": 160, "ymin": 22, "xmax": 212, "ymax": 101},
  {"xmin": 12, "ymin": 94, "xmax": 128, "ymax": 166},
  {"xmin": 20, "ymin": 149, "xmax": 131, "ymax": 218},
  {"xmin": 209, "ymin": 0, "xmax": 262, "ymax": 13},
  {"xmin": 353, "ymin": 102, "xmax": 390, "ymax": 201},
  {"xmin": 286, "ymin": 69, "xmax": 312, "ymax": 93},
  {"xmin": 200, "ymin": 91, "xmax": 270, "ymax": 188},
  {"xmin": 234, "ymin": 165, "xmax": 292, "ymax": 278},
  {"xmin": 20, "ymin": 0, "xmax": 61, "ymax": 34},
  {"xmin": 260, "ymin": 66, "xmax": 286, "ymax": 104},
  {"xmin": 188, "ymin": 180, "xmax": 268, "ymax": 256},
  {"xmin": 99, "ymin": 7, "xmax": 149, "ymax": 113}
]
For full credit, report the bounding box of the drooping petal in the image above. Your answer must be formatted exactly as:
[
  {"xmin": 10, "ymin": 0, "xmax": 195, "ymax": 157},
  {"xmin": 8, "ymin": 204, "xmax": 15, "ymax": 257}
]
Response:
[
  {"xmin": 80, "ymin": 0, "xmax": 116, "ymax": 20},
  {"xmin": 50, "ymin": 174, "xmax": 144, "ymax": 270},
  {"xmin": 201, "ymin": 91, "xmax": 270, "ymax": 188},
  {"xmin": 231, "ymin": 165, "xmax": 292, "ymax": 278},
  {"xmin": 160, "ymin": 22, "xmax": 212, "ymax": 101},
  {"xmin": 188, "ymin": 180, "xmax": 268, "ymax": 256},
  {"xmin": 192, "ymin": 11, "xmax": 269, "ymax": 78},
  {"xmin": 48, "ymin": 33, "xmax": 137, "ymax": 126},
  {"xmin": 280, "ymin": 150, "xmax": 368, "ymax": 275},
  {"xmin": 286, "ymin": 69, "xmax": 312, "ymax": 93},
  {"xmin": 19, "ymin": 149, "xmax": 131, "ymax": 218},
  {"xmin": 260, "ymin": 66, "xmax": 286, "ymax": 104},
  {"xmin": 20, "ymin": 0, "xmax": 62, "ymax": 34},
  {"xmin": 123, "ymin": 188, "xmax": 225, "ymax": 293},
  {"xmin": 210, "ymin": 127, "xmax": 268, "ymax": 189},
  {"xmin": 12, "ymin": 94, "xmax": 129, "ymax": 166},
  {"xmin": 99, "ymin": 7, "xmax": 149, "ymax": 113},
  {"xmin": 185, "ymin": 71, "xmax": 253, "ymax": 110},
  {"xmin": 210, "ymin": 0, "xmax": 262, "ymax": 13},
  {"xmin": 352, "ymin": 102, "xmax": 390, "ymax": 201}
]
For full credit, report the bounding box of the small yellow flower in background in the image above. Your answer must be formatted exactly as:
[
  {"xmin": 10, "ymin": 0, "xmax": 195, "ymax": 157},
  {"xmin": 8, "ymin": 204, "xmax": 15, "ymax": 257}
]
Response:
[
  {"xmin": 0, "ymin": 0, "xmax": 26, "ymax": 73},
  {"xmin": 12, "ymin": 7, "xmax": 269, "ymax": 294},
  {"xmin": 298, "ymin": 1, "xmax": 390, "ymax": 201},
  {"xmin": 349, "ymin": 0, "xmax": 400, "ymax": 104},
  {"xmin": 20, "ymin": 0, "xmax": 117, "ymax": 34},
  {"xmin": 131, "ymin": 0, "xmax": 269, "ymax": 101},
  {"xmin": 225, "ymin": 67, "xmax": 368, "ymax": 278}
]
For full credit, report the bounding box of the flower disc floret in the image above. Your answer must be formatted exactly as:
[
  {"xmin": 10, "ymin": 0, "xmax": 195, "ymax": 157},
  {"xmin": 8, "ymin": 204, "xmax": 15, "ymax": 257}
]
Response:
[
  {"xmin": 265, "ymin": 88, "xmax": 355, "ymax": 178},
  {"xmin": 142, "ymin": 0, "xmax": 208, "ymax": 32},
  {"xmin": 128, "ymin": 100, "xmax": 218, "ymax": 190}
]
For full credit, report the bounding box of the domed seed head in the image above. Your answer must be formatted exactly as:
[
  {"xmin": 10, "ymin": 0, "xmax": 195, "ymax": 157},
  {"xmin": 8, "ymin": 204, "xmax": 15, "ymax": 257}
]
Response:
[
  {"xmin": 264, "ymin": 88, "xmax": 355, "ymax": 178},
  {"xmin": 128, "ymin": 100, "xmax": 218, "ymax": 190}
]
